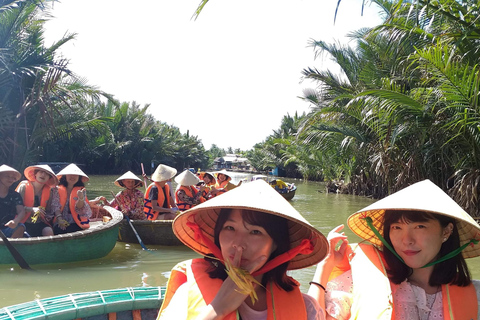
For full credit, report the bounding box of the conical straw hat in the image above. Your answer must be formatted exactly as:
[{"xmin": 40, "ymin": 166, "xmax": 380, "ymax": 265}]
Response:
[
  {"xmin": 347, "ymin": 179, "xmax": 480, "ymax": 258},
  {"xmin": 213, "ymin": 169, "xmax": 232, "ymax": 180},
  {"xmin": 0, "ymin": 165, "xmax": 21, "ymax": 181},
  {"xmin": 56, "ymin": 163, "xmax": 89, "ymax": 183},
  {"xmin": 173, "ymin": 179, "xmax": 328, "ymax": 270},
  {"xmin": 24, "ymin": 164, "xmax": 58, "ymax": 186},
  {"xmin": 151, "ymin": 164, "xmax": 177, "ymax": 182},
  {"xmin": 114, "ymin": 171, "xmax": 143, "ymax": 188},
  {"xmin": 175, "ymin": 169, "xmax": 200, "ymax": 186}
]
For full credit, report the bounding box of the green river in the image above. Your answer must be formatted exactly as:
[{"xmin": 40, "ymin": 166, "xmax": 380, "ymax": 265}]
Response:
[{"xmin": 1, "ymin": 173, "xmax": 479, "ymax": 307}]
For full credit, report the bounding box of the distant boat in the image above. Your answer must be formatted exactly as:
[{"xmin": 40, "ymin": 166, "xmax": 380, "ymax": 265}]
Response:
[
  {"xmin": 117, "ymin": 219, "xmax": 183, "ymax": 246},
  {"xmin": 0, "ymin": 206, "xmax": 123, "ymax": 265},
  {"xmin": 0, "ymin": 286, "xmax": 164, "ymax": 320},
  {"xmin": 280, "ymin": 184, "xmax": 297, "ymax": 201}
]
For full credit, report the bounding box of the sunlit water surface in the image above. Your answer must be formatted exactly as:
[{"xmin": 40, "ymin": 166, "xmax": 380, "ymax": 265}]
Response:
[{"xmin": 1, "ymin": 174, "xmax": 479, "ymax": 307}]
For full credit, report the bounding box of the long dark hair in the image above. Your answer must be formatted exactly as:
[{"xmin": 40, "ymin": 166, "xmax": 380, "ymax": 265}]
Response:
[
  {"xmin": 205, "ymin": 208, "xmax": 296, "ymax": 291},
  {"xmin": 383, "ymin": 210, "xmax": 471, "ymax": 286},
  {"xmin": 59, "ymin": 175, "xmax": 85, "ymax": 188}
]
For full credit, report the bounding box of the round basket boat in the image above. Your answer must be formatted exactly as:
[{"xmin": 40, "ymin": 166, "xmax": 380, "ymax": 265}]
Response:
[
  {"xmin": 0, "ymin": 286, "xmax": 164, "ymax": 320},
  {"xmin": 0, "ymin": 206, "xmax": 123, "ymax": 265}
]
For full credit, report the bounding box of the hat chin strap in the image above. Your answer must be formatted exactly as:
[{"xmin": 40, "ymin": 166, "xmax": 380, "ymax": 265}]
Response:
[
  {"xmin": 186, "ymin": 218, "xmax": 315, "ymax": 276},
  {"xmin": 362, "ymin": 216, "xmax": 479, "ymax": 268}
]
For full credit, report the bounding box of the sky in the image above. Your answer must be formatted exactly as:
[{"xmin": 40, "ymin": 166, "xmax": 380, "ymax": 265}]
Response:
[{"xmin": 43, "ymin": 0, "xmax": 384, "ymax": 150}]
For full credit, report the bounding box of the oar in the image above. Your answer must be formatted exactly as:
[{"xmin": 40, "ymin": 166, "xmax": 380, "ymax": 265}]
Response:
[
  {"xmin": 110, "ymin": 191, "xmax": 149, "ymax": 251},
  {"xmin": 0, "ymin": 229, "xmax": 32, "ymax": 270},
  {"xmin": 141, "ymin": 163, "xmax": 148, "ymax": 191}
]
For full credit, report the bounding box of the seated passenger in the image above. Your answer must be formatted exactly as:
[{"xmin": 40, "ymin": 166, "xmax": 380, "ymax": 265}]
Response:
[
  {"xmin": 16, "ymin": 164, "xmax": 58, "ymax": 236},
  {"xmin": 0, "ymin": 165, "xmax": 26, "ymax": 238},
  {"xmin": 144, "ymin": 164, "xmax": 179, "ymax": 220},
  {"xmin": 50, "ymin": 163, "xmax": 92, "ymax": 234},
  {"xmin": 175, "ymin": 169, "xmax": 206, "ymax": 212},
  {"xmin": 107, "ymin": 171, "xmax": 145, "ymax": 220}
]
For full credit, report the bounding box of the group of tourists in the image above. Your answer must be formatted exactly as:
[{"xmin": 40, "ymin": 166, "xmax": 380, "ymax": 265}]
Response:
[
  {"xmin": 157, "ymin": 178, "xmax": 480, "ymax": 319},
  {"xmin": 99, "ymin": 165, "xmax": 242, "ymax": 222},
  {"xmin": 0, "ymin": 163, "xmax": 104, "ymax": 238}
]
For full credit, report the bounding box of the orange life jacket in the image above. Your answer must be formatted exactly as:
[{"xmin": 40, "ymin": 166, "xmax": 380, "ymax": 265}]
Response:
[
  {"xmin": 175, "ymin": 186, "xmax": 205, "ymax": 212},
  {"xmin": 158, "ymin": 258, "xmax": 307, "ymax": 320},
  {"xmin": 330, "ymin": 243, "xmax": 478, "ymax": 320},
  {"xmin": 57, "ymin": 186, "xmax": 90, "ymax": 229},
  {"xmin": 144, "ymin": 183, "xmax": 175, "ymax": 220},
  {"xmin": 16, "ymin": 181, "xmax": 51, "ymax": 224}
]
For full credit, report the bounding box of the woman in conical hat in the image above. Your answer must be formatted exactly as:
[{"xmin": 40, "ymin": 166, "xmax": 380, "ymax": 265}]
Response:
[
  {"xmin": 174, "ymin": 169, "xmax": 207, "ymax": 212},
  {"xmin": 0, "ymin": 165, "xmax": 26, "ymax": 238},
  {"xmin": 214, "ymin": 169, "xmax": 242, "ymax": 194},
  {"xmin": 158, "ymin": 180, "xmax": 329, "ymax": 320},
  {"xmin": 106, "ymin": 171, "xmax": 145, "ymax": 220},
  {"xmin": 197, "ymin": 171, "xmax": 220, "ymax": 199},
  {"xmin": 15, "ymin": 164, "xmax": 58, "ymax": 236},
  {"xmin": 49, "ymin": 163, "xmax": 93, "ymax": 234},
  {"xmin": 143, "ymin": 164, "xmax": 179, "ymax": 220},
  {"xmin": 310, "ymin": 179, "xmax": 480, "ymax": 320}
]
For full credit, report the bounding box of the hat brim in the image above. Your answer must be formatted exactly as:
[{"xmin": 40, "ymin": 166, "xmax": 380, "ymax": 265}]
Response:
[
  {"xmin": 24, "ymin": 165, "xmax": 58, "ymax": 186},
  {"xmin": 348, "ymin": 179, "xmax": 480, "ymax": 258},
  {"xmin": 173, "ymin": 180, "xmax": 328, "ymax": 270}
]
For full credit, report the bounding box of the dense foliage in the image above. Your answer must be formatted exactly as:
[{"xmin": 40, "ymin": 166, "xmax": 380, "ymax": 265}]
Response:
[
  {"xmin": 252, "ymin": 0, "xmax": 480, "ymax": 216},
  {"xmin": 0, "ymin": 0, "xmax": 226, "ymax": 174}
]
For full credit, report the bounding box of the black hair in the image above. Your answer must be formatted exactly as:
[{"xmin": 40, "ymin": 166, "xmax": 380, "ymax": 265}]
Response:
[
  {"xmin": 59, "ymin": 175, "xmax": 85, "ymax": 188},
  {"xmin": 205, "ymin": 208, "xmax": 296, "ymax": 291},
  {"xmin": 383, "ymin": 210, "xmax": 471, "ymax": 286}
]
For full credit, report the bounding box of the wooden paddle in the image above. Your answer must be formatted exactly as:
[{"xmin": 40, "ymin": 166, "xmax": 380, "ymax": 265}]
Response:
[
  {"xmin": 110, "ymin": 191, "xmax": 149, "ymax": 251},
  {"xmin": 0, "ymin": 229, "xmax": 32, "ymax": 270}
]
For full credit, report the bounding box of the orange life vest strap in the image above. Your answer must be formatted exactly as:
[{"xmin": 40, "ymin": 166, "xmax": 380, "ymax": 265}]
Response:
[
  {"xmin": 144, "ymin": 183, "xmax": 173, "ymax": 220},
  {"xmin": 176, "ymin": 186, "xmax": 199, "ymax": 211},
  {"xmin": 159, "ymin": 259, "xmax": 307, "ymax": 320},
  {"xmin": 442, "ymin": 283, "xmax": 477, "ymax": 320},
  {"xmin": 16, "ymin": 181, "xmax": 51, "ymax": 223},
  {"xmin": 57, "ymin": 186, "xmax": 90, "ymax": 229}
]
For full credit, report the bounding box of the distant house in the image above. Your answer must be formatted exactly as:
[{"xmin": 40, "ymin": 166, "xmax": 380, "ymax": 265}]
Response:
[{"xmin": 213, "ymin": 154, "xmax": 251, "ymax": 170}]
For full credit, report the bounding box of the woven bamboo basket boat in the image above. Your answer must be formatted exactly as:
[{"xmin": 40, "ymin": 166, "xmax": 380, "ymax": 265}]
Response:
[
  {"xmin": 117, "ymin": 219, "xmax": 183, "ymax": 246},
  {"xmin": 0, "ymin": 286, "xmax": 164, "ymax": 320},
  {"xmin": 0, "ymin": 206, "xmax": 123, "ymax": 265}
]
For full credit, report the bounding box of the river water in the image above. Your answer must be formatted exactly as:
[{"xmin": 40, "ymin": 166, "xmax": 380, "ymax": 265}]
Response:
[{"xmin": 1, "ymin": 173, "xmax": 479, "ymax": 307}]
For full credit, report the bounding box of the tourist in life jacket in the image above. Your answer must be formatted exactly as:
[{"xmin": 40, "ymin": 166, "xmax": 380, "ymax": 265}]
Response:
[
  {"xmin": 0, "ymin": 165, "xmax": 26, "ymax": 238},
  {"xmin": 158, "ymin": 179, "xmax": 329, "ymax": 320},
  {"xmin": 214, "ymin": 169, "xmax": 242, "ymax": 194},
  {"xmin": 174, "ymin": 169, "xmax": 206, "ymax": 212},
  {"xmin": 16, "ymin": 164, "xmax": 58, "ymax": 236},
  {"xmin": 309, "ymin": 179, "xmax": 480, "ymax": 320},
  {"xmin": 106, "ymin": 171, "xmax": 145, "ymax": 220},
  {"xmin": 197, "ymin": 171, "xmax": 220, "ymax": 199},
  {"xmin": 49, "ymin": 163, "xmax": 93, "ymax": 234},
  {"xmin": 143, "ymin": 164, "xmax": 179, "ymax": 220}
]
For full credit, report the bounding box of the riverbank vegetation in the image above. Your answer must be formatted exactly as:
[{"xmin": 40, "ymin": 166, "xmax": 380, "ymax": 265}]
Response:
[
  {"xmin": 2, "ymin": 0, "xmax": 480, "ymax": 216},
  {"xmin": 248, "ymin": 0, "xmax": 480, "ymax": 216}
]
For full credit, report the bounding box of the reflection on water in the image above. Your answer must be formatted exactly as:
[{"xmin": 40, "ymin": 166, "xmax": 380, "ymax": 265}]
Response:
[{"xmin": 1, "ymin": 174, "xmax": 479, "ymax": 307}]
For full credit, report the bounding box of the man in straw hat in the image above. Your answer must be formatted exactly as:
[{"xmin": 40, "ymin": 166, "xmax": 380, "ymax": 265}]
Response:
[
  {"xmin": 309, "ymin": 179, "xmax": 480, "ymax": 319},
  {"xmin": 158, "ymin": 180, "xmax": 329, "ymax": 320},
  {"xmin": 104, "ymin": 171, "xmax": 146, "ymax": 220},
  {"xmin": 144, "ymin": 164, "xmax": 179, "ymax": 220},
  {"xmin": 0, "ymin": 165, "xmax": 27, "ymax": 238},
  {"xmin": 174, "ymin": 169, "xmax": 207, "ymax": 212},
  {"xmin": 16, "ymin": 164, "xmax": 58, "ymax": 236}
]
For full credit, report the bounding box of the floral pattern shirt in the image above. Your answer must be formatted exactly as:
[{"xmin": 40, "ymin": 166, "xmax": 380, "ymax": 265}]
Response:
[
  {"xmin": 110, "ymin": 189, "xmax": 145, "ymax": 220},
  {"xmin": 47, "ymin": 187, "xmax": 92, "ymax": 225}
]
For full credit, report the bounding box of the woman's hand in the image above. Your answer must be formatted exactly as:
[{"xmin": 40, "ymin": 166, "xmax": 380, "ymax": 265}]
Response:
[
  {"xmin": 57, "ymin": 217, "xmax": 69, "ymax": 230},
  {"xmin": 199, "ymin": 247, "xmax": 267, "ymax": 319},
  {"xmin": 325, "ymin": 224, "xmax": 349, "ymax": 267},
  {"xmin": 77, "ymin": 188, "xmax": 86, "ymax": 201}
]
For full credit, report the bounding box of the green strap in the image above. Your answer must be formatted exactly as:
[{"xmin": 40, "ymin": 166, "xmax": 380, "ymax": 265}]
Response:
[
  {"xmin": 421, "ymin": 239, "xmax": 479, "ymax": 268},
  {"xmin": 362, "ymin": 217, "xmax": 405, "ymax": 263}
]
